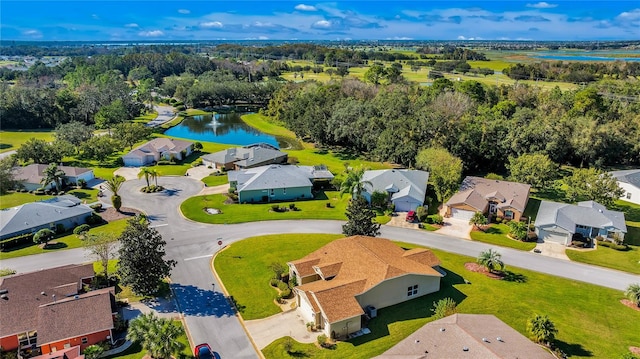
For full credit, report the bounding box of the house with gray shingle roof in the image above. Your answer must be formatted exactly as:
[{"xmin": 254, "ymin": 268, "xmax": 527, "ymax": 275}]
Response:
[
  {"xmin": 361, "ymin": 169, "xmax": 429, "ymax": 212},
  {"xmin": 13, "ymin": 164, "xmax": 95, "ymax": 191},
  {"xmin": 534, "ymin": 200, "xmax": 627, "ymax": 246},
  {"xmin": 228, "ymin": 164, "xmax": 333, "ymax": 203},
  {"xmin": 288, "ymin": 236, "xmax": 442, "ymax": 339},
  {"xmin": 610, "ymin": 169, "xmax": 640, "ymax": 205},
  {"xmin": 201, "ymin": 145, "xmax": 288, "ymax": 170},
  {"xmin": 445, "ymin": 177, "xmax": 531, "ymax": 221},
  {"xmin": 0, "ymin": 196, "xmax": 93, "ymax": 240}
]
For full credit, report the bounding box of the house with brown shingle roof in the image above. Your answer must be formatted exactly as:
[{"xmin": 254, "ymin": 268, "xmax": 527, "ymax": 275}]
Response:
[
  {"xmin": 122, "ymin": 138, "xmax": 193, "ymax": 167},
  {"xmin": 287, "ymin": 236, "xmax": 442, "ymax": 339},
  {"xmin": 0, "ymin": 264, "xmax": 116, "ymax": 354},
  {"xmin": 12, "ymin": 164, "xmax": 95, "ymax": 191},
  {"xmin": 375, "ymin": 314, "xmax": 555, "ymax": 359},
  {"xmin": 445, "ymin": 176, "xmax": 531, "ymax": 221}
]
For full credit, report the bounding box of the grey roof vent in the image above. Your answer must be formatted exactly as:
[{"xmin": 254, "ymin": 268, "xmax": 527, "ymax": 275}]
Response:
[
  {"xmin": 74, "ymin": 295, "xmax": 79, "ymax": 299},
  {"xmin": 0, "ymin": 294, "xmax": 7, "ymax": 300},
  {"xmin": 41, "ymin": 291, "xmax": 46, "ymax": 296},
  {"xmin": 482, "ymin": 338, "xmax": 489, "ymax": 343},
  {"xmin": 497, "ymin": 337, "xmax": 503, "ymax": 342},
  {"xmin": 463, "ymin": 347, "xmax": 469, "ymax": 351},
  {"xmin": 0, "ymin": 289, "xmax": 8, "ymax": 295},
  {"xmin": 440, "ymin": 328, "xmax": 445, "ymax": 332}
]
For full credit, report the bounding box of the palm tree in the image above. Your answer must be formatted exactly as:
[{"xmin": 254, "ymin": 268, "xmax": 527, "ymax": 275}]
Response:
[
  {"xmin": 625, "ymin": 283, "xmax": 640, "ymax": 307},
  {"xmin": 527, "ymin": 314, "xmax": 558, "ymax": 347},
  {"xmin": 477, "ymin": 249, "xmax": 505, "ymax": 273},
  {"xmin": 127, "ymin": 313, "xmax": 185, "ymax": 359},
  {"xmin": 41, "ymin": 163, "xmax": 66, "ymax": 192},
  {"xmin": 138, "ymin": 167, "xmax": 153, "ymax": 188},
  {"xmin": 105, "ymin": 175, "xmax": 125, "ymax": 197},
  {"xmin": 149, "ymin": 168, "xmax": 160, "ymax": 186},
  {"xmin": 339, "ymin": 166, "xmax": 372, "ymax": 199}
]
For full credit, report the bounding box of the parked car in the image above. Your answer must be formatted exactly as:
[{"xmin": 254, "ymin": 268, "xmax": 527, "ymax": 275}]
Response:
[
  {"xmin": 406, "ymin": 210, "xmax": 417, "ymax": 222},
  {"xmin": 195, "ymin": 343, "xmax": 214, "ymax": 359}
]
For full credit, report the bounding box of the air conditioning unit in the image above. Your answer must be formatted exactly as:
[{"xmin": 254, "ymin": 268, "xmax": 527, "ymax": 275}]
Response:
[{"xmin": 365, "ymin": 305, "xmax": 377, "ymax": 318}]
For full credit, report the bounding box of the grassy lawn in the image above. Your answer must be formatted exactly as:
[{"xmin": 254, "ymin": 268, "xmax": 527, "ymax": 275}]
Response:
[
  {"xmin": 566, "ymin": 245, "xmax": 640, "ymax": 275},
  {"xmin": 0, "ymin": 188, "xmax": 99, "ymax": 209},
  {"xmin": 469, "ymin": 223, "xmax": 537, "ymax": 251},
  {"xmin": 201, "ymin": 173, "xmax": 228, "ymax": 187},
  {"xmin": 0, "ymin": 130, "xmax": 54, "ymax": 153},
  {"xmin": 181, "ymin": 191, "xmax": 351, "ymax": 224},
  {"xmin": 286, "ymin": 147, "xmax": 393, "ymax": 176},
  {"xmin": 219, "ymin": 235, "xmax": 640, "ymax": 359},
  {"xmin": 132, "ymin": 111, "xmax": 158, "ymax": 124},
  {"xmin": 0, "ymin": 219, "xmax": 127, "ymax": 260},
  {"xmin": 215, "ymin": 234, "xmax": 344, "ymax": 320},
  {"xmin": 105, "ymin": 320, "xmax": 192, "ymax": 359},
  {"xmin": 241, "ymin": 113, "xmax": 298, "ymax": 139}
]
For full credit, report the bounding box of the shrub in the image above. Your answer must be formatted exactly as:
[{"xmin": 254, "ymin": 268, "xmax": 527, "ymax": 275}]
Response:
[
  {"xmin": 33, "ymin": 228, "xmax": 55, "ymax": 244},
  {"xmin": 317, "ymin": 334, "xmax": 327, "ymax": 346},
  {"xmin": 277, "ymin": 280, "xmax": 289, "ymax": 291},
  {"xmin": 270, "ymin": 278, "xmax": 280, "ymax": 287},
  {"xmin": 74, "ymin": 224, "xmax": 91, "ymax": 236},
  {"xmin": 495, "ymin": 217, "xmax": 503, "ymax": 224},
  {"xmin": 271, "ymin": 204, "xmax": 280, "ymax": 211},
  {"xmin": 86, "ymin": 213, "xmax": 103, "ymax": 225},
  {"xmin": 416, "ymin": 206, "xmax": 429, "ymax": 222},
  {"xmin": 432, "ymin": 297, "xmax": 457, "ymax": 319},
  {"xmin": 76, "ymin": 178, "xmax": 87, "ymax": 188},
  {"xmin": 326, "ymin": 202, "xmax": 332, "ymax": 208},
  {"xmin": 55, "ymin": 223, "xmax": 66, "ymax": 235},
  {"xmin": 157, "ymin": 160, "xmax": 175, "ymax": 165},
  {"xmin": 429, "ymin": 214, "xmax": 444, "ymax": 225},
  {"xmin": 279, "ymin": 287, "xmax": 291, "ymax": 299},
  {"xmin": 0, "ymin": 233, "xmax": 34, "ymax": 251},
  {"xmin": 0, "ymin": 268, "xmax": 17, "ymax": 277},
  {"xmin": 228, "ymin": 187, "xmax": 236, "ymax": 194},
  {"xmin": 508, "ymin": 221, "xmax": 528, "ymax": 241},
  {"xmin": 191, "ymin": 158, "xmax": 203, "ymax": 167},
  {"xmin": 90, "ymin": 203, "xmax": 103, "ymax": 211},
  {"xmin": 289, "ymin": 203, "xmax": 297, "ymax": 210},
  {"xmin": 175, "ymin": 105, "xmax": 186, "ymax": 111}
]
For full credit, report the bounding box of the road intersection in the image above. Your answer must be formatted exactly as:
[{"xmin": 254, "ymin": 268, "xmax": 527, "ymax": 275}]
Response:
[{"xmin": 2, "ymin": 176, "xmax": 639, "ymax": 359}]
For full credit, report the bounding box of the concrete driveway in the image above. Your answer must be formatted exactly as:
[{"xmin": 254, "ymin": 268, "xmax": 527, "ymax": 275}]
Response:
[
  {"xmin": 186, "ymin": 165, "xmax": 217, "ymax": 180},
  {"xmin": 146, "ymin": 104, "xmax": 177, "ymax": 127},
  {"xmin": 245, "ymin": 309, "xmax": 315, "ymax": 349},
  {"xmin": 436, "ymin": 217, "xmax": 472, "ymax": 239},
  {"xmin": 533, "ymin": 241, "xmax": 570, "ymax": 260},
  {"xmin": 113, "ymin": 167, "xmax": 142, "ymax": 181}
]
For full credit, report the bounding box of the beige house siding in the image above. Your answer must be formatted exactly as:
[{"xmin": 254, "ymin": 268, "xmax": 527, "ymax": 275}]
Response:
[
  {"xmin": 296, "ymin": 291, "xmax": 317, "ymax": 325},
  {"xmin": 497, "ymin": 208, "xmax": 523, "ymax": 221},
  {"xmin": 328, "ymin": 315, "xmax": 362, "ymax": 339},
  {"xmin": 356, "ymin": 274, "xmax": 440, "ymax": 310}
]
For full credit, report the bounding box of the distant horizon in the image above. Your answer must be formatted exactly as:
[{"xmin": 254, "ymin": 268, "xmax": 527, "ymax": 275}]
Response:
[{"xmin": 2, "ymin": 1, "xmax": 639, "ymax": 42}]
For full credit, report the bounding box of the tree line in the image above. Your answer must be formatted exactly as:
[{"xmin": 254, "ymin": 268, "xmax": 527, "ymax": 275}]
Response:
[
  {"xmin": 504, "ymin": 61, "xmax": 640, "ymax": 83},
  {"xmin": 264, "ymin": 77, "xmax": 640, "ymax": 173}
]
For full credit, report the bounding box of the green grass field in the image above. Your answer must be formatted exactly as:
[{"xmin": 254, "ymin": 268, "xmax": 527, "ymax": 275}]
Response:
[
  {"xmin": 469, "ymin": 223, "xmax": 537, "ymax": 251},
  {"xmin": 0, "ymin": 130, "xmax": 54, "ymax": 153},
  {"xmin": 201, "ymin": 173, "xmax": 228, "ymax": 187},
  {"xmin": 566, "ymin": 245, "xmax": 640, "ymax": 275},
  {"xmin": 216, "ymin": 234, "xmax": 639, "ymax": 359},
  {"xmin": 0, "ymin": 219, "xmax": 127, "ymax": 260}
]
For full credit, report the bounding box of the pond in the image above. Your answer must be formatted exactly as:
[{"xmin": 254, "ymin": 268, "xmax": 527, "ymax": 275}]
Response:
[{"xmin": 164, "ymin": 112, "xmax": 299, "ymax": 149}]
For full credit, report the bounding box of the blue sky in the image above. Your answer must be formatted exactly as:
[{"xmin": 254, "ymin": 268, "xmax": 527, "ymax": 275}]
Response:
[{"xmin": 2, "ymin": 1, "xmax": 639, "ymax": 41}]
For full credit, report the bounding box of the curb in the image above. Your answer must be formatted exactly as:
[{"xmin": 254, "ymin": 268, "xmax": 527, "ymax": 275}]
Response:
[
  {"xmin": 210, "ymin": 247, "xmax": 266, "ymax": 359},
  {"xmin": 168, "ymin": 280, "xmax": 195, "ymax": 351}
]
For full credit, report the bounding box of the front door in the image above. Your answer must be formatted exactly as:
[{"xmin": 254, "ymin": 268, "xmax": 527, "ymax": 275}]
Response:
[{"xmin": 489, "ymin": 202, "xmax": 498, "ymax": 214}]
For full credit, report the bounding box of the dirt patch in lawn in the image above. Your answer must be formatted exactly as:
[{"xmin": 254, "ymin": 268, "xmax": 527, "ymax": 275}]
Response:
[
  {"xmin": 464, "ymin": 262, "xmax": 505, "ymax": 280},
  {"xmin": 620, "ymin": 299, "xmax": 640, "ymax": 312},
  {"xmin": 630, "ymin": 347, "xmax": 640, "ymax": 355},
  {"xmin": 99, "ymin": 207, "xmax": 142, "ymax": 222}
]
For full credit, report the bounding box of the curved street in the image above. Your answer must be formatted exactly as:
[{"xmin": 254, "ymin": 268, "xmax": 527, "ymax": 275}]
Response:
[{"xmin": 2, "ymin": 176, "xmax": 640, "ymax": 359}]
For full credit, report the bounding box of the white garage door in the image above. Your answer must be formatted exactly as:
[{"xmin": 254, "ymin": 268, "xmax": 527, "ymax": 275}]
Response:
[
  {"xmin": 450, "ymin": 208, "xmax": 476, "ymax": 221},
  {"xmin": 394, "ymin": 200, "xmax": 418, "ymax": 212},
  {"xmin": 540, "ymin": 230, "xmax": 569, "ymax": 245}
]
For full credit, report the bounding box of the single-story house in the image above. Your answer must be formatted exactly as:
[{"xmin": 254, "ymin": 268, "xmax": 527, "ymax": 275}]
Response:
[
  {"xmin": 535, "ymin": 200, "xmax": 627, "ymax": 246},
  {"xmin": 610, "ymin": 169, "xmax": 640, "ymax": 206},
  {"xmin": 0, "ymin": 264, "xmax": 116, "ymax": 354},
  {"xmin": 288, "ymin": 236, "xmax": 442, "ymax": 339},
  {"xmin": 122, "ymin": 138, "xmax": 193, "ymax": 167},
  {"xmin": 375, "ymin": 314, "xmax": 555, "ymax": 359},
  {"xmin": 445, "ymin": 177, "xmax": 531, "ymax": 221},
  {"xmin": 228, "ymin": 164, "xmax": 334, "ymax": 203},
  {"xmin": 0, "ymin": 196, "xmax": 93, "ymax": 240},
  {"xmin": 361, "ymin": 169, "xmax": 429, "ymax": 212},
  {"xmin": 13, "ymin": 164, "xmax": 95, "ymax": 191},
  {"xmin": 201, "ymin": 144, "xmax": 288, "ymax": 170}
]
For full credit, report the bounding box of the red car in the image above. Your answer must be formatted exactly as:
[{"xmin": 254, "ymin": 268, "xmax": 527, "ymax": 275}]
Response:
[
  {"xmin": 194, "ymin": 344, "xmax": 214, "ymax": 359},
  {"xmin": 406, "ymin": 210, "xmax": 417, "ymax": 222}
]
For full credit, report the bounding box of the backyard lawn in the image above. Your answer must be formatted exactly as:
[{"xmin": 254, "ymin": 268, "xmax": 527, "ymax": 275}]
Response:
[
  {"xmin": 0, "ymin": 218, "xmax": 127, "ymax": 260},
  {"xmin": 0, "ymin": 130, "xmax": 54, "ymax": 153},
  {"xmin": 469, "ymin": 223, "xmax": 537, "ymax": 251},
  {"xmin": 217, "ymin": 234, "xmax": 640, "ymax": 359}
]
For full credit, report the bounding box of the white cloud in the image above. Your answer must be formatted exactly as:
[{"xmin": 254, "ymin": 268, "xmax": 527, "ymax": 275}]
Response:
[
  {"xmin": 259, "ymin": 35, "xmax": 269, "ymax": 40},
  {"xmin": 457, "ymin": 35, "xmax": 467, "ymax": 40},
  {"xmin": 313, "ymin": 20, "xmax": 331, "ymax": 28},
  {"xmin": 200, "ymin": 21, "xmax": 224, "ymax": 28},
  {"xmin": 616, "ymin": 9, "xmax": 640, "ymax": 21},
  {"xmin": 139, "ymin": 30, "xmax": 164, "ymax": 37},
  {"xmin": 526, "ymin": 2, "xmax": 558, "ymax": 9},
  {"xmin": 124, "ymin": 23, "xmax": 139, "ymax": 28},
  {"xmin": 295, "ymin": 4, "xmax": 317, "ymax": 11},
  {"xmin": 178, "ymin": 9, "xmax": 191, "ymax": 14},
  {"xmin": 91, "ymin": 14, "xmax": 100, "ymax": 20},
  {"xmin": 23, "ymin": 29, "xmax": 42, "ymax": 38},
  {"xmin": 386, "ymin": 36, "xmax": 413, "ymax": 40}
]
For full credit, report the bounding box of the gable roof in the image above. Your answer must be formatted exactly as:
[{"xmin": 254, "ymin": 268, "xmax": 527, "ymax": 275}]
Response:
[
  {"xmin": 37, "ymin": 287, "xmax": 115, "ymax": 346},
  {"xmin": 535, "ymin": 200, "xmax": 627, "ymax": 233},
  {"xmin": 375, "ymin": 314, "xmax": 555, "ymax": 359},
  {"xmin": 202, "ymin": 146, "xmax": 287, "ymax": 168},
  {"xmin": 0, "ymin": 196, "xmax": 93, "ymax": 239},
  {"xmin": 362, "ymin": 169, "xmax": 429, "ymax": 204},
  {"xmin": 289, "ymin": 236, "xmax": 441, "ymax": 323},
  {"xmin": 446, "ymin": 177, "xmax": 531, "ymax": 213},
  {"xmin": 610, "ymin": 169, "xmax": 640, "ymax": 189},
  {"xmin": 0, "ymin": 264, "xmax": 95, "ymax": 338},
  {"xmin": 13, "ymin": 164, "xmax": 93, "ymax": 185},
  {"xmin": 228, "ymin": 164, "xmax": 333, "ymax": 192},
  {"xmin": 124, "ymin": 138, "xmax": 192, "ymax": 159}
]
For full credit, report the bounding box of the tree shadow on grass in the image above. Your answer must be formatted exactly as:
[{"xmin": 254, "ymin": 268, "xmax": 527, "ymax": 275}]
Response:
[
  {"xmin": 484, "ymin": 226, "xmax": 503, "ymax": 234},
  {"xmin": 286, "ymin": 350, "xmax": 310, "ymax": 358},
  {"xmin": 68, "ymin": 190, "xmax": 92, "ymax": 200},
  {"xmin": 555, "ymin": 340, "xmax": 593, "ymax": 357},
  {"xmin": 44, "ymin": 242, "xmax": 68, "ymax": 250},
  {"xmin": 351, "ymin": 267, "xmax": 467, "ymax": 346},
  {"xmin": 501, "ymin": 270, "xmax": 527, "ymax": 283},
  {"xmin": 0, "ymin": 144, "xmax": 11, "ymax": 150}
]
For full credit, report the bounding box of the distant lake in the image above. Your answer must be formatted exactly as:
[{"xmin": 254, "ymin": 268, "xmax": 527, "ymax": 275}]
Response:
[
  {"xmin": 530, "ymin": 50, "xmax": 640, "ymax": 62},
  {"xmin": 165, "ymin": 113, "xmax": 282, "ymax": 148}
]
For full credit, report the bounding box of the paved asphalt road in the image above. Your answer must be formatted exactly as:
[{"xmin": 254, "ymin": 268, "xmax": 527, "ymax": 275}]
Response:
[{"xmin": 2, "ymin": 176, "xmax": 640, "ymax": 359}]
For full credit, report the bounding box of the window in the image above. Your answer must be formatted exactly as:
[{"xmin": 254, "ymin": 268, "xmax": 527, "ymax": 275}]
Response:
[
  {"xmin": 283, "ymin": 188, "xmax": 287, "ymax": 195},
  {"xmin": 18, "ymin": 331, "xmax": 37, "ymax": 348},
  {"xmin": 270, "ymin": 189, "xmax": 275, "ymax": 197},
  {"xmin": 407, "ymin": 285, "xmax": 418, "ymax": 297},
  {"xmin": 504, "ymin": 210, "xmax": 514, "ymax": 219},
  {"xmin": 81, "ymin": 337, "xmax": 88, "ymax": 344},
  {"xmin": 627, "ymin": 192, "xmax": 632, "ymax": 199}
]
